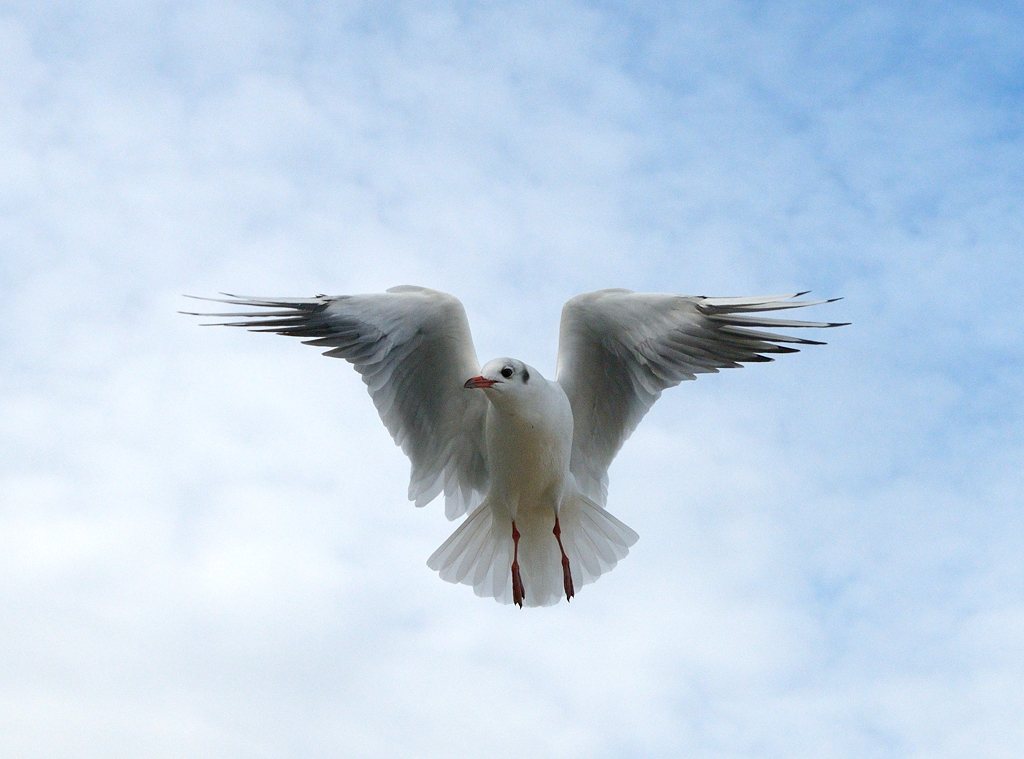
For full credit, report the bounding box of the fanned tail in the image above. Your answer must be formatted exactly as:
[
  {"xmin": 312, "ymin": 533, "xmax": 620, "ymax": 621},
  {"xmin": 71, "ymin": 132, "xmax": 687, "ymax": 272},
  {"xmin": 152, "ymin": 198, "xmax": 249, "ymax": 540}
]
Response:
[
  {"xmin": 557, "ymin": 493, "xmax": 638, "ymax": 590},
  {"xmin": 427, "ymin": 501, "xmax": 514, "ymax": 604},
  {"xmin": 426, "ymin": 493, "xmax": 638, "ymax": 607}
]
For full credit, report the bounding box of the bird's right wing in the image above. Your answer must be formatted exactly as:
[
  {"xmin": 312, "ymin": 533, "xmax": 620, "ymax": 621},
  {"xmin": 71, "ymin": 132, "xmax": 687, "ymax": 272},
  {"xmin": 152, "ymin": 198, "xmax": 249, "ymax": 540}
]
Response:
[
  {"xmin": 183, "ymin": 285, "xmax": 488, "ymax": 519},
  {"xmin": 556, "ymin": 289, "xmax": 846, "ymax": 505}
]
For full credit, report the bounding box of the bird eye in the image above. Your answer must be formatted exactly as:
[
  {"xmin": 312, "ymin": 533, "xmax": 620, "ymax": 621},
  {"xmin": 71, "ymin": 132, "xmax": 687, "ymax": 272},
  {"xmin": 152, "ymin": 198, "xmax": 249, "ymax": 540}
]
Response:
[{"xmin": 500, "ymin": 366, "xmax": 514, "ymax": 379}]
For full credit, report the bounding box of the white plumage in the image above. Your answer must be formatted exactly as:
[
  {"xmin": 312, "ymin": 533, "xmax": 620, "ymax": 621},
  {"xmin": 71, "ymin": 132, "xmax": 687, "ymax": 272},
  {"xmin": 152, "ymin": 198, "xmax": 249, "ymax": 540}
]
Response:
[{"xmin": 184, "ymin": 286, "xmax": 845, "ymax": 607}]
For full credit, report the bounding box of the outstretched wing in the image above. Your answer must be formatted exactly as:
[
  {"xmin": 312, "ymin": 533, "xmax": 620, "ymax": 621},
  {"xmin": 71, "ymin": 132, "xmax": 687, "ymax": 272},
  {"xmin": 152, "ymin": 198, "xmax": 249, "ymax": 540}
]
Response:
[
  {"xmin": 184, "ymin": 285, "xmax": 488, "ymax": 519},
  {"xmin": 556, "ymin": 289, "xmax": 847, "ymax": 505}
]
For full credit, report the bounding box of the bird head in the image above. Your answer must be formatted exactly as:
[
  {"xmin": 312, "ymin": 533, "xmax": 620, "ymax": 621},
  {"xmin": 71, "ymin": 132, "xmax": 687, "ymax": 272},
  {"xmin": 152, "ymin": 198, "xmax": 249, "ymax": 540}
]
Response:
[{"xmin": 463, "ymin": 358, "xmax": 534, "ymax": 396}]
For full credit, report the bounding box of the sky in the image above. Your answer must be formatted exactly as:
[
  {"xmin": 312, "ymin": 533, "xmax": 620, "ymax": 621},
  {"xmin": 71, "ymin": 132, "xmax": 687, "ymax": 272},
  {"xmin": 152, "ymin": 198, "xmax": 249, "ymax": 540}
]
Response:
[{"xmin": 2, "ymin": 1, "xmax": 1022, "ymax": 756}]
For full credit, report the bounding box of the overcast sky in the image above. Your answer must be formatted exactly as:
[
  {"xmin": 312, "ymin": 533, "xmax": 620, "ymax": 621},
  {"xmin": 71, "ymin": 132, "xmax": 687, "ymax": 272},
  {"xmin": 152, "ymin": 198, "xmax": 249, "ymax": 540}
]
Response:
[{"xmin": 2, "ymin": 2, "xmax": 1022, "ymax": 757}]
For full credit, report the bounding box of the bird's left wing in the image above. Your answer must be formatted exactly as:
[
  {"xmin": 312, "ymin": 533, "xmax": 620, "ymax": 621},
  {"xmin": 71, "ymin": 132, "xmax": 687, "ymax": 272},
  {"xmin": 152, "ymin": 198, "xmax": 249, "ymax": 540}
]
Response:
[
  {"xmin": 184, "ymin": 285, "xmax": 488, "ymax": 519},
  {"xmin": 556, "ymin": 288, "xmax": 846, "ymax": 505}
]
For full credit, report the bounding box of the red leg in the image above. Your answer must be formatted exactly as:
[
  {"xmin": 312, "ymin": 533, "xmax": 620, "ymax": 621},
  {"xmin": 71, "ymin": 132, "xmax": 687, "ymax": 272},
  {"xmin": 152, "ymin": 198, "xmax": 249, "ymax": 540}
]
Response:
[
  {"xmin": 511, "ymin": 520, "xmax": 525, "ymax": 608},
  {"xmin": 553, "ymin": 517, "xmax": 574, "ymax": 601}
]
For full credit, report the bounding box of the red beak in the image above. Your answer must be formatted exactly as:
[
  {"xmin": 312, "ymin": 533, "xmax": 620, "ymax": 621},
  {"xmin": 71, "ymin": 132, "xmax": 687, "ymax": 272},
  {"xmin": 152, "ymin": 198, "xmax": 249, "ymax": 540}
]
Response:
[{"xmin": 464, "ymin": 375, "xmax": 498, "ymax": 389}]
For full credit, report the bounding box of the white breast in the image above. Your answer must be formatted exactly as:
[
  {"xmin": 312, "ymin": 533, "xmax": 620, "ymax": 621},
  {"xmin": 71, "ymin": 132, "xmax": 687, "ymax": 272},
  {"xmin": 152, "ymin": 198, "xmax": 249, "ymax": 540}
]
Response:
[{"xmin": 484, "ymin": 380, "xmax": 574, "ymax": 517}]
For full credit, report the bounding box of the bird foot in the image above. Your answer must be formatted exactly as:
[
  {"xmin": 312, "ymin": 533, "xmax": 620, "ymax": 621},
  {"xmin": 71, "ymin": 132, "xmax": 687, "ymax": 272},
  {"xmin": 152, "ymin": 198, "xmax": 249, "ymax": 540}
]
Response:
[
  {"xmin": 561, "ymin": 555, "xmax": 575, "ymax": 601},
  {"xmin": 553, "ymin": 517, "xmax": 574, "ymax": 602},
  {"xmin": 511, "ymin": 521, "xmax": 525, "ymax": 608},
  {"xmin": 511, "ymin": 561, "xmax": 525, "ymax": 608}
]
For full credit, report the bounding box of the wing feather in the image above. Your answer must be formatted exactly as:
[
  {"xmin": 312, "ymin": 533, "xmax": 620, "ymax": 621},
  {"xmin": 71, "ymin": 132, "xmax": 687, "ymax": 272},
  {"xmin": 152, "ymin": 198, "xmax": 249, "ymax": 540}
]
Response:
[
  {"xmin": 556, "ymin": 289, "xmax": 846, "ymax": 504},
  {"xmin": 183, "ymin": 286, "xmax": 489, "ymax": 519}
]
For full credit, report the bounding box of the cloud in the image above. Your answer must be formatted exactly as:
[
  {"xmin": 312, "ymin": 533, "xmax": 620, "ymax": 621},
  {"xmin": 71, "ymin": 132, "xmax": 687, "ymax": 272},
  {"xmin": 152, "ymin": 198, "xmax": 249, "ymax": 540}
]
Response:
[{"xmin": 1, "ymin": 2, "xmax": 1021, "ymax": 757}]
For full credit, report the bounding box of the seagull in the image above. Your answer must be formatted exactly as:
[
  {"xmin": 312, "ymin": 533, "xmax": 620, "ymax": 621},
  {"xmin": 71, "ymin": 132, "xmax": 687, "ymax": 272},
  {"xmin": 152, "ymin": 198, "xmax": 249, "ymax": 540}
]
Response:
[{"xmin": 184, "ymin": 286, "xmax": 845, "ymax": 607}]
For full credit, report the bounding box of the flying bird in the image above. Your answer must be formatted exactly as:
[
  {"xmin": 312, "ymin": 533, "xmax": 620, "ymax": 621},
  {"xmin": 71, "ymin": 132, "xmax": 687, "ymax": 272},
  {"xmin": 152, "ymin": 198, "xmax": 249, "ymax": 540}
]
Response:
[{"xmin": 184, "ymin": 286, "xmax": 845, "ymax": 607}]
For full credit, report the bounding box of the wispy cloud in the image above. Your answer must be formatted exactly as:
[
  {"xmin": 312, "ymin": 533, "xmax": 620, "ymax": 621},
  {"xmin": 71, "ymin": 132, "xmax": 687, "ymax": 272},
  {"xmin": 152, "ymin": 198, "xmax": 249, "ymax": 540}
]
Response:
[{"xmin": 1, "ymin": 2, "xmax": 1021, "ymax": 757}]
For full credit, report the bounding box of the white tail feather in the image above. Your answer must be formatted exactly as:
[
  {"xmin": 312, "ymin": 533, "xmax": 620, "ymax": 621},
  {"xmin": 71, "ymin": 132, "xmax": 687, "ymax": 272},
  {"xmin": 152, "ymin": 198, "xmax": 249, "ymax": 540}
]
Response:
[{"xmin": 427, "ymin": 494, "xmax": 638, "ymax": 607}]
